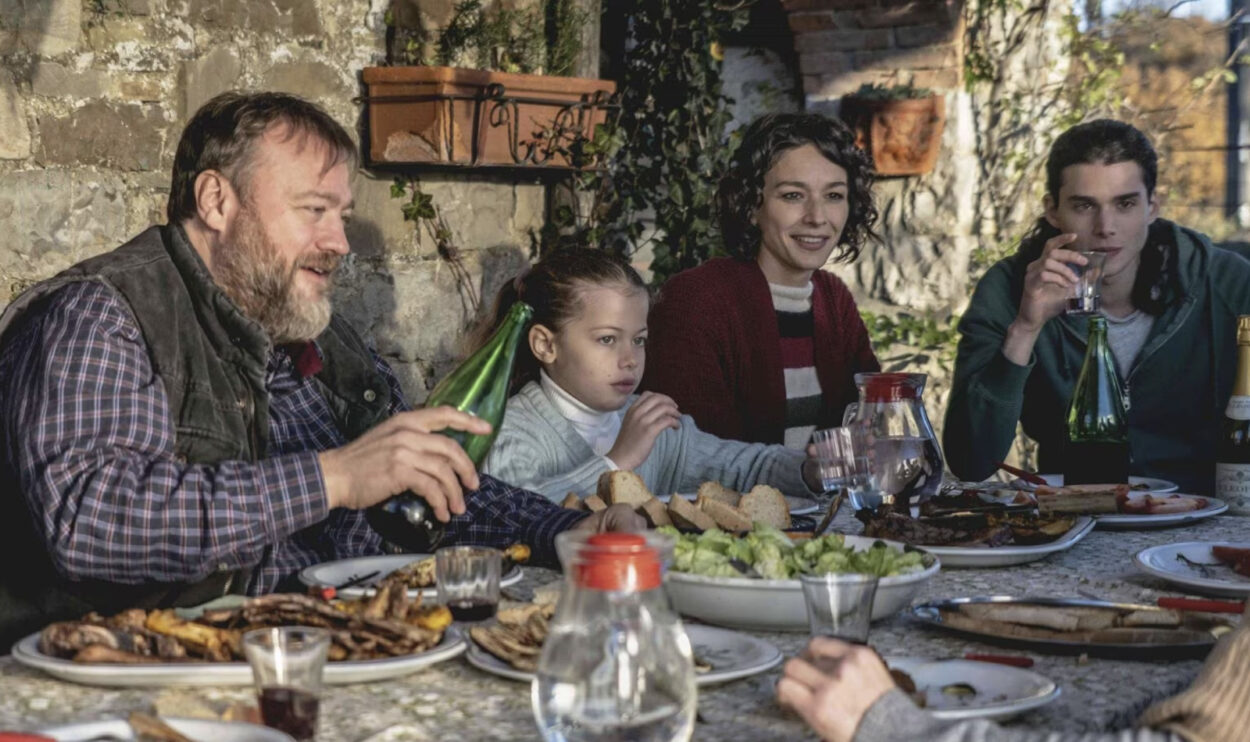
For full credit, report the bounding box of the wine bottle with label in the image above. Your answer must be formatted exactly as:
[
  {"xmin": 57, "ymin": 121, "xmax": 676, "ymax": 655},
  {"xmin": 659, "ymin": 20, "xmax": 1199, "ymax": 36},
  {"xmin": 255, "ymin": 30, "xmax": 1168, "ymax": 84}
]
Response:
[
  {"xmin": 1216, "ymin": 315, "xmax": 1250, "ymax": 513},
  {"xmin": 366, "ymin": 301, "xmax": 534, "ymax": 551},
  {"xmin": 1062, "ymin": 315, "xmax": 1130, "ymax": 485}
]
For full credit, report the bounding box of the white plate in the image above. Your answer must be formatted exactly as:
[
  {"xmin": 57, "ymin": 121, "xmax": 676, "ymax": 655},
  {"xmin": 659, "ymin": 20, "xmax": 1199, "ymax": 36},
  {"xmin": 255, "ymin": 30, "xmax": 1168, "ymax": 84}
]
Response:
[
  {"xmin": 1135, "ymin": 541, "xmax": 1250, "ymax": 597},
  {"xmin": 464, "ymin": 623, "xmax": 783, "ymax": 686},
  {"xmin": 921, "ymin": 517, "xmax": 1095, "ymax": 568},
  {"xmin": 664, "ymin": 535, "xmax": 940, "ymax": 632},
  {"xmin": 12, "ymin": 630, "xmax": 466, "ymax": 687},
  {"xmin": 1095, "ymin": 494, "xmax": 1228, "ymax": 529},
  {"xmin": 298, "ymin": 554, "xmax": 523, "ymax": 599},
  {"xmin": 36, "ymin": 717, "xmax": 294, "ymax": 741},
  {"xmin": 1035, "ymin": 474, "xmax": 1179, "ymax": 493},
  {"xmin": 656, "ymin": 492, "xmax": 820, "ymax": 516},
  {"xmin": 885, "ymin": 657, "xmax": 1060, "ymax": 722}
]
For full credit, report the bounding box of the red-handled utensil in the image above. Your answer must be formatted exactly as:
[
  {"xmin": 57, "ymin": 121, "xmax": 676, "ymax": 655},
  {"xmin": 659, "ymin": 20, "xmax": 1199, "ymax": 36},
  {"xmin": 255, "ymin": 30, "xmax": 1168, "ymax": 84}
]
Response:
[
  {"xmin": 1157, "ymin": 597, "xmax": 1245, "ymax": 614},
  {"xmin": 994, "ymin": 462, "xmax": 1048, "ymax": 487},
  {"xmin": 963, "ymin": 653, "xmax": 1035, "ymax": 668}
]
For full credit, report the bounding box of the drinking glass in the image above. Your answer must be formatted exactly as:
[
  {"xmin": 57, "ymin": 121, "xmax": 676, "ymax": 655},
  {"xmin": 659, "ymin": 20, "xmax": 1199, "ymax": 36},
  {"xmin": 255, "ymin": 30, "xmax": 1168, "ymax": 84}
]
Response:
[
  {"xmin": 811, "ymin": 425, "xmax": 880, "ymax": 511},
  {"xmin": 242, "ymin": 626, "xmax": 330, "ymax": 742},
  {"xmin": 435, "ymin": 545, "xmax": 502, "ymax": 623},
  {"xmin": 798, "ymin": 573, "xmax": 879, "ymax": 644},
  {"xmin": 1066, "ymin": 249, "xmax": 1108, "ymax": 315}
]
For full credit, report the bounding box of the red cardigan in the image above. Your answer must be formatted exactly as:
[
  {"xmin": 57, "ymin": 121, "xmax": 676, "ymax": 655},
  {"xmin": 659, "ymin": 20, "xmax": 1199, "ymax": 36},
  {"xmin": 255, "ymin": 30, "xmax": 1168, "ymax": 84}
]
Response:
[{"xmin": 641, "ymin": 258, "xmax": 880, "ymax": 445}]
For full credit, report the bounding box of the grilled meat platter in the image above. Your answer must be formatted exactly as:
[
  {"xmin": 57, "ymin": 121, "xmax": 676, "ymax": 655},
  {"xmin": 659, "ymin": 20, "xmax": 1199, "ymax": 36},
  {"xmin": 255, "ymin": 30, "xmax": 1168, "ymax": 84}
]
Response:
[{"xmin": 39, "ymin": 583, "xmax": 450, "ymax": 664}]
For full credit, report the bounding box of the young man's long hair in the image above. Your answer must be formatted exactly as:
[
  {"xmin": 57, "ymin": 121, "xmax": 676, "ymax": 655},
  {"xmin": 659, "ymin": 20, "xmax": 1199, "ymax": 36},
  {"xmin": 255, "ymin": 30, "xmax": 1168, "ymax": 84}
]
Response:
[{"xmin": 1016, "ymin": 119, "xmax": 1177, "ymax": 315}]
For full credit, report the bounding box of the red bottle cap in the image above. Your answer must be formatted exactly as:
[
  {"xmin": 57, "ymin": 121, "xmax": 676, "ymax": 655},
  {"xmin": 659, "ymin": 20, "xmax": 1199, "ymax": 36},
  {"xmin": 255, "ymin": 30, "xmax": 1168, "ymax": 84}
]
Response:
[
  {"xmin": 575, "ymin": 532, "xmax": 662, "ymax": 591},
  {"xmin": 863, "ymin": 373, "xmax": 918, "ymax": 402}
]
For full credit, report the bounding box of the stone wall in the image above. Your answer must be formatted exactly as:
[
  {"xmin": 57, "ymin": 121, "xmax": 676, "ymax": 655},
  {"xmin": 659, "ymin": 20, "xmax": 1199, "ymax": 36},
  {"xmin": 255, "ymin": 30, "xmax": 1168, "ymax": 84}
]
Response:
[
  {"xmin": 0, "ymin": 0, "xmax": 547, "ymax": 401},
  {"xmin": 779, "ymin": 0, "xmax": 972, "ymax": 313}
]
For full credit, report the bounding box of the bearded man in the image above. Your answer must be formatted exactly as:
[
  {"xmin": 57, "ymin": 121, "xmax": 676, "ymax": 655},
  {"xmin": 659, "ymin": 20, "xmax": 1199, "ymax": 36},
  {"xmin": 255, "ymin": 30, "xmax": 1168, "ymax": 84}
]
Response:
[{"xmin": 0, "ymin": 91, "xmax": 639, "ymax": 651}]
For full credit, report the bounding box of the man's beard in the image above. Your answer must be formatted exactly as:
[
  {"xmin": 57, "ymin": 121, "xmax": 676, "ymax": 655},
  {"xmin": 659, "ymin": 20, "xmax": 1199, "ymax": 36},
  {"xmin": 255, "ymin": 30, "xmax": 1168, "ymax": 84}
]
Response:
[{"xmin": 212, "ymin": 207, "xmax": 338, "ymax": 343}]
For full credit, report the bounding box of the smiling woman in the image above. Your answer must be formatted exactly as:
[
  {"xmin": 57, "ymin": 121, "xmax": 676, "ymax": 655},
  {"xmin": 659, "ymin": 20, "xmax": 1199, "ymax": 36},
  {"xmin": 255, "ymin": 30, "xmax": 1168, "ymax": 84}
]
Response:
[{"xmin": 641, "ymin": 113, "xmax": 882, "ymax": 449}]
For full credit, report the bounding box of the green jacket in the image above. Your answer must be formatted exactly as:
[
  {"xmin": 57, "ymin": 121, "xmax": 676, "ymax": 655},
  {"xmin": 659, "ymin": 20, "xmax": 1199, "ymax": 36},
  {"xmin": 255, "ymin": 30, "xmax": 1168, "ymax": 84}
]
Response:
[{"xmin": 943, "ymin": 219, "xmax": 1250, "ymax": 494}]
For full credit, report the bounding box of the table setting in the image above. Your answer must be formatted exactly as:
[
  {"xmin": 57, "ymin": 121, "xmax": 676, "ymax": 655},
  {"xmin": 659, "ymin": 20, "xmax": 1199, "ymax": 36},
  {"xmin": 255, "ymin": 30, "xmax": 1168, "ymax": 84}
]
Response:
[{"xmin": 1, "ymin": 366, "xmax": 1245, "ymax": 740}]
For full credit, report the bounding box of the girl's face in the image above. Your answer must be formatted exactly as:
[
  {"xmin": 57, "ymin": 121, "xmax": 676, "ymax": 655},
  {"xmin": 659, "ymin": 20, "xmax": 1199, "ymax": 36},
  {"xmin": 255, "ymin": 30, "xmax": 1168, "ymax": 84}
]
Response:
[
  {"xmin": 532, "ymin": 284, "xmax": 650, "ymax": 412},
  {"xmin": 754, "ymin": 143, "xmax": 850, "ymax": 287}
]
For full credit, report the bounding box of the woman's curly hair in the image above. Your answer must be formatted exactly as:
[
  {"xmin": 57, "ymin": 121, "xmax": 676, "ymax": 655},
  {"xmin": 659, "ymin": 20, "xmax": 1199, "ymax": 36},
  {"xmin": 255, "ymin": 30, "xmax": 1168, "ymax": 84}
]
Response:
[{"xmin": 717, "ymin": 113, "xmax": 880, "ymax": 263}]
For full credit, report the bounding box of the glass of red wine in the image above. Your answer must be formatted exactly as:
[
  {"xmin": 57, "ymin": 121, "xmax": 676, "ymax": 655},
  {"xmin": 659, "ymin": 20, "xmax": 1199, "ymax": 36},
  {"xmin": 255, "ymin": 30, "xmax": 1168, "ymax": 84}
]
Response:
[
  {"xmin": 798, "ymin": 572, "xmax": 879, "ymax": 645},
  {"xmin": 242, "ymin": 626, "xmax": 330, "ymax": 742},
  {"xmin": 435, "ymin": 545, "xmax": 502, "ymax": 623}
]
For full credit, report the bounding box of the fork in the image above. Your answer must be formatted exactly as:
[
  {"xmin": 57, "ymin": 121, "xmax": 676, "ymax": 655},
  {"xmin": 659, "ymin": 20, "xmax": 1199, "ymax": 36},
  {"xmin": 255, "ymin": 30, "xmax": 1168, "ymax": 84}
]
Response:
[{"xmin": 333, "ymin": 570, "xmax": 381, "ymax": 590}]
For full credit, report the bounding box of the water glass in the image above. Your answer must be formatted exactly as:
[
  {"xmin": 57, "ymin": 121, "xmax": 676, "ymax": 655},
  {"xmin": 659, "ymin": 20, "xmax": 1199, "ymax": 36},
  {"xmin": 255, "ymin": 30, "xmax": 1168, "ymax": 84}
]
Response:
[
  {"xmin": 1066, "ymin": 249, "xmax": 1108, "ymax": 315},
  {"xmin": 242, "ymin": 626, "xmax": 330, "ymax": 742},
  {"xmin": 811, "ymin": 426, "xmax": 878, "ymax": 510},
  {"xmin": 435, "ymin": 545, "xmax": 501, "ymax": 623},
  {"xmin": 799, "ymin": 573, "xmax": 879, "ymax": 644}
]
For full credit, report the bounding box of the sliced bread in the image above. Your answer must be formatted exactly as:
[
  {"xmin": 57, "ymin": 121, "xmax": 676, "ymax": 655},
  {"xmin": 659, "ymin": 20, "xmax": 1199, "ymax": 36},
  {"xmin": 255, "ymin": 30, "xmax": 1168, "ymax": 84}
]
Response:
[
  {"xmin": 582, "ymin": 494, "xmax": 609, "ymax": 512},
  {"xmin": 597, "ymin": 470, "xmax": 654, "ymax": 508},
  {"xmin": 560, "ymin": 492, "xmax": 585, "ymax": 511},
  {"xmin": 695, "ymin": 495, "xmax": 752, "ymax": 532},
  {"xmin": 696, "ymin": 481, "xmax": 741, "ymax": 507},
  {"xmin": 738, "ymin": 485, "xmax": 791, "ymax": 529},
  {"xmin": 667, "ymin": 495, "xmax": 716, "ymax": 532},
  {"xmin": 638, "ymin": 497, "xmax": 673, "ymax": 528}
]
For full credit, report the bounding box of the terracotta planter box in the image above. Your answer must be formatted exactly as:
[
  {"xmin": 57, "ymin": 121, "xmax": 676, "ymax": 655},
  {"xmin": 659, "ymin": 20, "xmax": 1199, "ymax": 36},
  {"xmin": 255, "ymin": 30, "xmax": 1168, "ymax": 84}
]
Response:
[
  {"xmin": 839, "ymin": 94, "xmax": 945, "ymax": 176},
  {"xmin": 361, "ymin": 66, "xmax": 616, "ymax": 169}
]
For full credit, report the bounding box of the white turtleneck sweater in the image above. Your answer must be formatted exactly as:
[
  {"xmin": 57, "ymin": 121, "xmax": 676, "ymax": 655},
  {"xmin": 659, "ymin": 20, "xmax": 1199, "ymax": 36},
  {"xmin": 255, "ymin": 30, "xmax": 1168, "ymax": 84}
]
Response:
[{"xmin": 539, "ymin": 371, "xmax": 622, "ymax": 468}]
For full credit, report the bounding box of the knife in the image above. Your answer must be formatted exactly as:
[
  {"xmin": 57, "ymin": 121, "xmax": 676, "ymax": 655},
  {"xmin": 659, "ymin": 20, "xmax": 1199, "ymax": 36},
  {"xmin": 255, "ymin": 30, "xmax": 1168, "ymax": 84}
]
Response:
[
  {"xmin": 962, "ymin": 653, "xmax": 1035, "ymax": 668},
  {"xmin": 1157, "ymin": 597, "xmax": 1245, "ymax": 614},
  {"xmin": 995, "ymin": 461, "xmax": 1048, "ymax": 487},
  {"xmin": 812, "ymin": 491, "xmax": 845, "ymax": 537}
]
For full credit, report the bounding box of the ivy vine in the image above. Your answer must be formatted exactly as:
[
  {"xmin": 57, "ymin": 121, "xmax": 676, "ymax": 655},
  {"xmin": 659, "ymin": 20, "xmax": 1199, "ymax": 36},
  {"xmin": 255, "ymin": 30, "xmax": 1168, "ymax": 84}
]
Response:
[{"xmin": 594, "ymin": 0, "xmax": 753, "ymax": 285}]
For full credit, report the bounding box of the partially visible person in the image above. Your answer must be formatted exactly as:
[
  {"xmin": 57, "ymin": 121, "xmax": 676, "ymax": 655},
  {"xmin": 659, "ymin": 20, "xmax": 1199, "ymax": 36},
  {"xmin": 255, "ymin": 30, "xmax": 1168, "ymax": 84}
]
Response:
[
  {"xmin": 641, "ymin": 113, "xmax": 881, "ymax": 450},
  {"xmin": 943, "ymin": 119, "xmax": 1250, "ymax": 493},
  {"xmin": 480, "ymin": 247, "xmax": 822, "ymax": 502},
  {"xmin": 777, "ymin": 626, "xmax": 1250, "ymax": 742},
  {"xmin": 0, "ymin": 91, "xmax": 639, "ymax": 651}
]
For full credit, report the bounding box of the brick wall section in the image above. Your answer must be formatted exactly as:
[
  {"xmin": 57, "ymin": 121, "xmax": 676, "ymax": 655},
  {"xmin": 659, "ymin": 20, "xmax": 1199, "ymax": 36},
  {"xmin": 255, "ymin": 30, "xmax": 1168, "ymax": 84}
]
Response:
[{"xmin": 781, "ymin": 0, "xmax": 963, "ymax": 100}]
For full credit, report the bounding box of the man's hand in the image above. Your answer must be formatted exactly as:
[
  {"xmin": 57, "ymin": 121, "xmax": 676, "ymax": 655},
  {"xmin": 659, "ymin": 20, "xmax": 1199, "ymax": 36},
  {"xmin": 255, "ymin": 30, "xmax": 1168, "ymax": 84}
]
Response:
[
  {"xmin": 1004, "ymin": 232, "xmax": 1084, "ymax": 366},
  {"xmin": 318, "ymin": 406, "xmax": 492, "ymax": 521},
  {"xmin": 573, "ymin": 503, "xmax": 646, "ymax": 533},
  {"xmin": 607, "ymin": 392, "xmax": 681, "ymax": 470},
  {"xmin": 775, "ymin": 638, "xmax": 895, "ymax": 742}
]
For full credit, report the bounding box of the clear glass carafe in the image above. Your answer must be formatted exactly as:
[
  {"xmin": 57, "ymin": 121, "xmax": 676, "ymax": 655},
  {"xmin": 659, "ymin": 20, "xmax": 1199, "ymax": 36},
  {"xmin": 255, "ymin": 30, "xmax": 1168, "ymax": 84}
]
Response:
[
  {"xmin": 533, "ymin": 531, "xmax": 695, "ymax": 742},
  {"xmin": 843, "ymin": 372, "xmax": 945, "ymax": 513}
]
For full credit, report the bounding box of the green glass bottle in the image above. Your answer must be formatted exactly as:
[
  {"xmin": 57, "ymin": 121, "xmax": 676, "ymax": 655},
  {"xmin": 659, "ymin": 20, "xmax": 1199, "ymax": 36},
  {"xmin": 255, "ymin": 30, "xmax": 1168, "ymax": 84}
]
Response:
[
  {"xmin": 424, "ymin": 300, "xmax": 535, "ymax": 465},
  {"xmin": 366, "ymin": 301, "xmax": 534, "ymax": 552},
  {"xmin": 1062, "ymin": 315, "xmax": 1130, "ymax": 484}
]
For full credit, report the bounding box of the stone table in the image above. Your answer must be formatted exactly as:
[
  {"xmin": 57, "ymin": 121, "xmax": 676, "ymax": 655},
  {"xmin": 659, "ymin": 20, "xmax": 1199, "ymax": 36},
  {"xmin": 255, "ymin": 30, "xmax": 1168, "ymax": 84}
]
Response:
[{"xmin": 0, "ymin": 512, "xmax": 1243, "ymax": 741}]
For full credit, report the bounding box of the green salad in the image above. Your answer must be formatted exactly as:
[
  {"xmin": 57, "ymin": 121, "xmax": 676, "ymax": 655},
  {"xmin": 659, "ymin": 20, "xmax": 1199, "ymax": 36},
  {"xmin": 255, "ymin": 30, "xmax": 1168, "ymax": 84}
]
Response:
[{"xmin": 661, "ymin": 524, "xmax": 925, "ymax": 580}]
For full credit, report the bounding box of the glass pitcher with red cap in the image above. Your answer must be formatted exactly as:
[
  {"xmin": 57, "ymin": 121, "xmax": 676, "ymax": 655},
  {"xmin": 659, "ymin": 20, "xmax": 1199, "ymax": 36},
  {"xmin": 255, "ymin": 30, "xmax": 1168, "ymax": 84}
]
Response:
[
  {"xmin": 843, "ymin": 372, "xmax": 944, "ymax": 513},
  {"xmin": 533, "ymin": 530, "xmax": 695, "ymax": 742}
]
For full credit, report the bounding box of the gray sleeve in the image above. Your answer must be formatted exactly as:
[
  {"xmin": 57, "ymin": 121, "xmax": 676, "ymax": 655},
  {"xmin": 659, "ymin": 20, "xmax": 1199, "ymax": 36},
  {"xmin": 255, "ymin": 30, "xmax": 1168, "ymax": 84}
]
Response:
[
  {"xmin": 481, "ymin": 431, "xmax": 610, "ymax": 503},
  {"xmin": 854, "ymin": 691, "xmax": 1183, "ymax": 742},
  {"xmin": 665, "ymin": 415, "xmax": 814, "ymax": 496}
]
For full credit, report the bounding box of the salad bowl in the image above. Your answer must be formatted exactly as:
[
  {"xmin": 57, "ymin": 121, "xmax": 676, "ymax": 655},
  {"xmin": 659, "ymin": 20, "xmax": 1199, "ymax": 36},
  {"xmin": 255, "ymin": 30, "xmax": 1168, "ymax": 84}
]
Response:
[{"xmin": 663, "ymin": 531, "xmax": 939, "ymax": 632}]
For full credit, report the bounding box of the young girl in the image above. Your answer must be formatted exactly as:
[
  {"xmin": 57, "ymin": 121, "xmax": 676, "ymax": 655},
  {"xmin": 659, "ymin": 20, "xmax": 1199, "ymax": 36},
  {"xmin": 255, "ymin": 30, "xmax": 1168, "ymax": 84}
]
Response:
[{"xmin": 479, "ymin": 247, "xmax": 821, "ymax": 503}]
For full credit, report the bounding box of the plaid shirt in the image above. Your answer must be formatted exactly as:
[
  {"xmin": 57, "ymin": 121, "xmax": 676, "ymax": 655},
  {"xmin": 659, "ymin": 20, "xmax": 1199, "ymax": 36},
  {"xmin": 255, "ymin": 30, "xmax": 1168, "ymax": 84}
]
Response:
[{"xmin": 0, "ymin": 281, "xmax": 585, "ymax": 594}]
